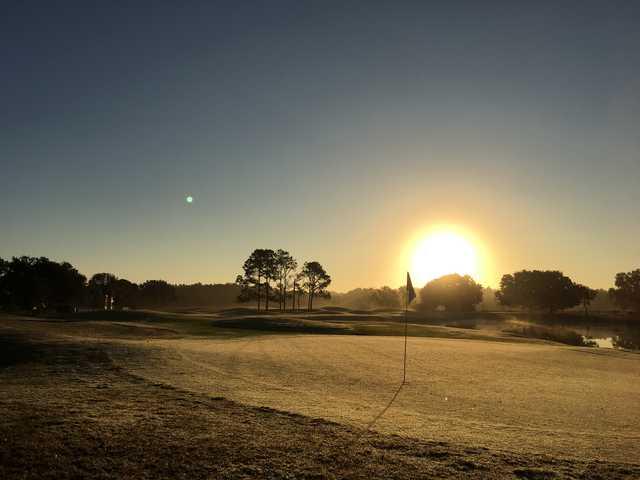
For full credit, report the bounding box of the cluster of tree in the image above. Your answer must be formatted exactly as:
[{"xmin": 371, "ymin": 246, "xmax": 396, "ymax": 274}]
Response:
[
  {"xmin": 3, "ymin": 254, "xmax": 639, "ymax": 316},
  {"xmin": 609, "ymin": 270, "xmax": 640, "ymax": 312},
  {"xmin": 416, "ymin": 274, "xmax": 483, "ymax": 312},
  {"xmin": 85, "ymin": 275, "xmax": 182, "ymax": 309},
  {"xmin": 495, "ymin": 270, "xmax": 598, "ymax": 314},
  {"xmin": 328, "ymin": 287, "xmax": 402, "ymax": 310},
  {"xmin": 174, "ymin": 283, "xmax": 240, "ymax": 307},
  {"xmin": 478, "ymin": 286, "xmax": 617, "ymax": 313},
  {"xmin": 414, "ymin": 268, "xmax": 640, "ymax": 315},
  {"xmin": 0, "ymin": 256, "xmax": 240, "ymax": 312},
  {"xmin": 236, "ymin": 249, "xmax": 331, "ymax": 311},
  {"xmin": 85, "ymin": 275, "xmax": 240, "ymax": 309},
  {"xmin": 89, "ymin": 276, "xmax": 181, "ymax": 309},
  {"xmin": 0, "ymin": 256, "xmax": 86, "ymax": 312}
]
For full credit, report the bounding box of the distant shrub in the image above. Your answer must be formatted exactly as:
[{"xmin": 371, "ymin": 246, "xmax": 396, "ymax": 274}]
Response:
[{"xmin": 505, "ymin": 325, "xmax": 595, "ymax": 347}]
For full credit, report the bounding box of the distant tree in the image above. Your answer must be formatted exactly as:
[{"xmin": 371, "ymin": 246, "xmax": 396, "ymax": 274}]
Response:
[
  {"xmin": 573, "ymin": 284, "xmax": 598, "ymax": 316},
  {"xmin": 0, "ymin": 256, "xmax": 39, "ymax": 309},
  {"xmin": 496, "ymin": 270, "xmax": 581, "ymax": 313},
  {"xmin": 609, "ymin": 269, "xmax": 640, "ymax": 312},
  {"xmin": 140, "ymin": 280, "xmax": 176, "ymax": 306},
  {"xmin": 52, "ymin": 261, "xmax": 87, "ymax": 311},
  {"xmin": 112, "ymin": 278, "xmax": 140, "ymax": 309},
  {"xmin": 292, "ymin": 275, "xmax": 305, "ymax": 312},
  {"xmin": 88, "ymin": 273, "xmax": 118, "ymax": 310},
  {"xmin": 417, "ymin": 274, "xmax": 483, "ymax": 312},
  {"xmin": 0, "ymin": 258, "xmax": 9, "ymax": 307},
  {"xmin": 237, "ymin": 249, "xmax": 277, "ymax": 311},
  {"xmin": 331, "ymin": 287, "xmax": 402, "ymax": 310},
  {"xmin": 478, "ymin": 287, "xmax": 504, "ymax": 311},
  {"xmin": 236, "ymin": 274, "xmax": 258, "ymax": 305},
  {"xmin": 371, "ymin": 286, "xmax": 402, "ymax": 309},
  {"xmin": 0, "ymin": 256, "xmax": 85, "ymax": 312},
  {"xmin": 174, "ymin": 283, "xmax": 240, "ymax": 307},
  {"xmin": 274, "ymin": 249, "xmax": 297, "ymax": 311},
  {"xmin": 262, "ymin": 250, "xmax": 278, "ymax": 311},
  {"xmin": 299, "ymin": 261, "xmax": 331, "ymax": 311},
  {"xmin": 589, "ymin": 289, "xmax": 616, "ymax": 311}
]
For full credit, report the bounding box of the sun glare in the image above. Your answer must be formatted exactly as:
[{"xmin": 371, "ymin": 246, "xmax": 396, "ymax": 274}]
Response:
[{"xmin": 410, "ymin": 230, "xmax": 479, "ymax": 287}]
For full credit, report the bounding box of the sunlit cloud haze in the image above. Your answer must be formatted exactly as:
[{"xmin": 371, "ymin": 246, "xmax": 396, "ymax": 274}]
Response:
[{"xmin": 2, "ymin": 2, "xmax": 639, "ymax": 290}]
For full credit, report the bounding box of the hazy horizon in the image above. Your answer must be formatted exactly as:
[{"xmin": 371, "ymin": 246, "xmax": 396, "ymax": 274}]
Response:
[{"xmin": 3, "ymin": 1, "xmax": 639, "ymax": 291}]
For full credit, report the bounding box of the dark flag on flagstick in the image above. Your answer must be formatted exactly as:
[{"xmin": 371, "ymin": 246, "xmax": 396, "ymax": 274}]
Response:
[
  {"xmin": 407, "ymin": 272, "xmax": 416, "ymax": 305},
  {"xmin": 359, "ymin": 271, "xmax": 417, "ymax": 435},
  {"xmin": 402, "ymin": 272, "xmax": 416, "ymax": 384}
]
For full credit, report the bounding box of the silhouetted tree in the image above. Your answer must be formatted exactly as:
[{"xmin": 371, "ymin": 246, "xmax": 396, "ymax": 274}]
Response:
[
  {"xmin": 0, "ymin": 256, "xmax": 85, "ymax": 312},
  {"xmin": 299, "ymin": 261, "xmax": 331, "ymax": 311},
  {"xmin": 236, "ymin": 274, "xmax": 257, "ymax": 305},
  {"xmin": 112, "ymin": 278, "xmax": 140, "ymax": 309},
  {"xmin": 140, "ymin": 280, "xmax": 176, "ymax": 306},
  {"xmin": 237, "ymin": 249, "xmax": 277, "ymax": 311},
  {"xmin": 88, "ymin": 273, "xmax": 118, "ymax": 310},
  {"xmin": 274, "ymin": 249, "xmax": 297, "ymax": 311},
  {"xmin": 417, "ymin": 274, "xmax": 483, "ymax": 312},
  {"xmin": 574, "ymin": 284, "xmax": 597, "ymax": 316},
  {"xmin": 0, "ymin": 258, "xmax": 9, "ymax": 307},
  {"xmin": 292, "ymin": 276, "xmax": 304, "ymax": 312},
  {"xmin": 174, "ymin": 283, "xmax": 240, "ymax": 307},
  {"xmin": 263, "ymin": 250, "xmax": 278, "ymax": 311},
  {"xmin": 496, "ymin": 270, "xmax": 581, "ymax": 313},
  {"xmin": 609, "ymin": 269, "xmax": 640, "ymax": 312},
  {"xmin": 589, "ymin": 289, "xmax": 616, "ymax": 311}
]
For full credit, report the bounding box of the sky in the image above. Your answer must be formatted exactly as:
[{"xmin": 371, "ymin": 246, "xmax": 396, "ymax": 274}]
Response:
[{"xmin": 1, "ymin": 1, "xmax": 639, "ymax": 291}]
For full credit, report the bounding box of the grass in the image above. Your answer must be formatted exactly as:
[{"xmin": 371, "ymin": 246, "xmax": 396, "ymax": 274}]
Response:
[
  {"xmin": 1, "ymin": 325, "xmax": 638, "ymax": 479},
  {"xmin": 53, "ymin": 309, "xmax": 509, "ymax": 342}
]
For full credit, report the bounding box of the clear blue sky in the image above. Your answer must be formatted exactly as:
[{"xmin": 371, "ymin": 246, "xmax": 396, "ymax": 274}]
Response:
[{"xmin": 2, "ymin": 1, "xmax": 639, "ymax": 290}]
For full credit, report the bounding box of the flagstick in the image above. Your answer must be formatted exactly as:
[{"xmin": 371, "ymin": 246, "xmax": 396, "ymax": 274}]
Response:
[
  {"xmin": 403, "ymin": 287, "xmax": 408, "ymax": 384},
  {"xmin": 352, "ymin": 274, "xmax": 412, "ymax": 444}
]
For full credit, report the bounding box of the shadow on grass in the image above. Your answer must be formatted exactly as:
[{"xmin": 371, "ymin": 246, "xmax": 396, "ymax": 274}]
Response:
[
  {"xmin": 213, "ymin": 317, "xmax": 350, "ymax": 334},
  {"xmin": 0, "ymin": 331, "xmax": 111, "ymax": 368},
  {"xmin": 0, "ymin": 333, "xmax": 41, "ymax": 367}
]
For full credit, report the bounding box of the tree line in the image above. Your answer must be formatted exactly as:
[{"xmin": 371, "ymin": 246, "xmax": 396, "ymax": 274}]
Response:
[
  {"xmin": 0, "ymin": 256, "xmax": 238, "ymax": 313},
  {"xmin": 235, "ymin": 249, "xmax": 331, "ymax": 312},
  {"xmin": 414, "ymin": 270, "xmax": 640, "ymax": 314},
  {"xmin": 1, "ymin": 254, "xmax": 639, "ymax": 315}
]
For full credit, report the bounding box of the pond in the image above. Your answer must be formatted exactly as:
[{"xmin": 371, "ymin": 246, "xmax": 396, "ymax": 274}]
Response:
[
  {"xmin": 410, "ymin": 312, "xmax": 640, "ymax": 350},
  {"xmin": 491, "ymin": 315, "xmax": 640, "ymax": 350},
  {"xmin": 575, "ymin": 325, "xmax": 640, "ymax": 350}
]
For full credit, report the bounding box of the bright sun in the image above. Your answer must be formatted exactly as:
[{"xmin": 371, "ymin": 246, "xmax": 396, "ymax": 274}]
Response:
[{"xmin": 410, "ymin": 230, "xmax": 479, "ymax": 287}]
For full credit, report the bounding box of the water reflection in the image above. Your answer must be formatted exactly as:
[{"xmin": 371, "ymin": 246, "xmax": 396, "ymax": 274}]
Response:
[
  {"xmin": 583, "ymin": 332, "xmax": 640, "ymax": 350},
  {"xmin": 416, "ymin": 312, "xmax": 640, "ymax": 350},
  {"xmin": 588, "ymin": 337, "xmax": 614, "ymax": 349},
  {"xmin": 612, "ymin": 331, "xmax": 640, "ymax": 350}
]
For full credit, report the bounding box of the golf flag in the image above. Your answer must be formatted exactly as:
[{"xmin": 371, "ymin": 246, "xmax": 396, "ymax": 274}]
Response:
[{"xmin": 407, "ymin": 272, "xmax": 416, "ymax": 304}]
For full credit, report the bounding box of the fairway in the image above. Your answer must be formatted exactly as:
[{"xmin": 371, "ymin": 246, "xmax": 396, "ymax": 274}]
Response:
[{"xmin": 114, "ymin": 333, "xmax": 640, "ymax": 464}]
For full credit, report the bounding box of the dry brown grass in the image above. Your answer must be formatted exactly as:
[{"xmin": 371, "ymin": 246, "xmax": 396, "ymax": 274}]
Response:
[
  {"xmin": 122, "ymin": 335, "xmax": 640, "ymax": 462},
  {"xmin": 1, "ymin": 315, "xmax": 639, "ymax": 479}
]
